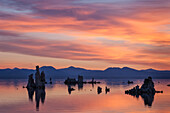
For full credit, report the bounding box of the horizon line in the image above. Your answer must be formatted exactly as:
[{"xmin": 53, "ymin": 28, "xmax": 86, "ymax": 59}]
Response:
[{"xmin": 1, "ymin": 65, "xmax": 170, "ymax": 71}]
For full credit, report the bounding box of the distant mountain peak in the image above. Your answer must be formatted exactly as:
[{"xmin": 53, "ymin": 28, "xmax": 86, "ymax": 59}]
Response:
[
  {"xmin": 105, "ymin": 67, "xmax": 121, "ymax": 71},
  {"xmin": 68, "ymin": 66, "xmax": 76, "ymax": 68},
  {"xmin": 40, "ymin": 66, "xmax": 56, "ymax": 70},
  {"xmin": 122, "ymin": 67, "xmax": 137, "ymax": 71},
  {"xmin": 144, "ymin": 68, "xmax": 157, "ymax": 72},
  {"xmin": 122, "ymin": 67, "xmax": 130, "ymax": 69},
  {"xmin": 13, "ymin": 67, "xmax": 19, "ymax": 70},
  {"xmin": 146, "ymin": 68, "xmax": 155, "ymax": 70}
]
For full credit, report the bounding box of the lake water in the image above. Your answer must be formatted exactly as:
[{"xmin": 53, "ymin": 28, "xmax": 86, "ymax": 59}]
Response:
[{"xmin": 0, "ymin": 79, "xmax": 170, "ymax": 113}]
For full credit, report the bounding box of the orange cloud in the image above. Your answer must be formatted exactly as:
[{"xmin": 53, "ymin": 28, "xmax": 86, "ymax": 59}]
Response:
[{"xmin": 0, "ymin": 0, "xmax": 169, "ymax": 69}]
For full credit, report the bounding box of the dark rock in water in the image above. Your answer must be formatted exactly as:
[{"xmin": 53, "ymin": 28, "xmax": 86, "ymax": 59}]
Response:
[
  {"xmin": 27, "ymin": 66, "xmax": 46, "ymax": 89},
  {"xmin": 64, "ymin": 77, "xmax": 77, "ymax": 85},
  {"xmin": 125, "ymin": 76, "xmax": 163, "ymax": 107},
  {"xmin": 64, "ymin": 76, "xmax": 100, "ymax": 85},
  {"xmin": 78, "ymin": 75, "xmax": 83, "ymax": 83},
  {"xmin": 41, "ymin": 71, "xmax": 46, "ymax": 83},
  {"xmin": 167, "ymin": 84, "xmax": 170, "ymax": 86},
  {"xmin": 125, "ymin": 77, "xmax": 160, "ymax": 95},
  {"xmin": 105, "ymin": 86, "xmax": 110, "ymax": 94},
  {"xmin": 97, "ymin": 86, "xmax": 102, "ymax": 94},
  {"xmin": 88, "ymin": 78, "xmax": 101, "ymax": 84},
  {"xmin": 128, "ymin": 80, "xmax": 133, "ymax": 84},
  {"xmin": 35, "ymin": 66, "xmax": 46, "ymax": 88},
  {"xmin": 140, "ymin": 76, "xmax": 155, "ymax": 94},
  {"xmin": 26, "ymin": 74, "xmax": 35, "ymax": 89},
  {"xmin": 155, "ymin": 91, "xmax": 163, "ymax": 93}
]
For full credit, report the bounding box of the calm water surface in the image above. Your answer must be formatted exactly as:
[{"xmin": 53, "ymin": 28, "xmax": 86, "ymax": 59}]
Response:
[{"xmin": 0, "ymin": 79, "xmax": 170, "ymax": 113}]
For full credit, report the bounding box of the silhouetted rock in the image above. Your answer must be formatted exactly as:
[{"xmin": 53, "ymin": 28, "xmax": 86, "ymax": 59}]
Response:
[
  {"xmin": 41, "ymin": 71, "xmax": 46, "ymax": 84},
  {"xmin": 64, "ymin": 77, "xmax": 77, "ymax": 85},
  {"xmin": 125, "ymin": 77, "xmax": 156, "ymax": 95},
  {"xmin": 26, "ymin": 74, "xmax": 35, "ymax": 89},
  {"xmin": 78, "ymin": 75, "xmax": 83, "ymax": 83},
  {"xmin": 140, "ymin": 76, "xmax": 155, "ymax": 94},
  {"xmin": 167, "ymin": 84, "xmax": 170, "ymax": 86},
  {"xmin": 88, "ymin": 78, "xmax": 101, "ymax": 84},
  {"xmin": 97, "ymin": 86, "xmax": 102, "ymax": 94},
  {"xmin": 35, "ymin": 66, "xmax": 46, "ymax": 88},
  {"xmin": 27, "ymin": 66, "xmax": 46, "ymax": 89},
  {"xmin": 64, "ymin": 76, "xmax": 100, "ymax": 85},
  {"xmin": 128, "ymin": 80, "xmax": 133, "ymax": 84},
  {"xmin": 125, "ymin": 76, "xmax": 163, "ymax": 107}
]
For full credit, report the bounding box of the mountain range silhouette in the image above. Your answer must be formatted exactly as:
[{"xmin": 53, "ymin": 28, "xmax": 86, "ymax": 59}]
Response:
[{"xmin": 0, "ymin": 66, "xmax": 170, "ymax": 79}]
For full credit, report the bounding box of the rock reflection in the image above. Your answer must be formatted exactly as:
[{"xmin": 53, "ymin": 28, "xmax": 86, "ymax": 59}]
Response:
[
  {"xmin": 97, "ymin": 86, "xmax": 102, "ymax": 94},
  {"xmin": 27, "ymin": 88, "xmax": 34, "ymax": 101},
  {"xmin": 67, "ymin": 85, "xmax": 75, "ymax": 94},
  {"xmin": 141, "ymin": 93, "xmax": 154, "ymax": 107},
  {"xmin": 27, "ymin": 88, "xmax": 46, "ymax": 111},
  {"xmin": 35, "ymin": 88, "xmax": 46, "ymax": 111},
  {"xmin": 78, "ymin": 83, "xmax": 83, "ymax": 90},
  {"xmin": 105, "ymin": 87, "xmax": 110, "ymax": 94},
  {"xmin": 126, "ymin": 92, "xmax": 154, "ymax": 107}
]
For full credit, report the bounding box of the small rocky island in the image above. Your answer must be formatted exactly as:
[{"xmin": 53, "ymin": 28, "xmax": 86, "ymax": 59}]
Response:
[
  {"xmin": 26, "ymin": 65, "xmax": 46, "ymax": 89},
  {"xmin": 125, "ymin": 76, "xmax": 163, "ymax": 106},
  {"xmin": 125, "ymin": 76, "xmax": 163, "ymax": 95},
  {"xmin": 64, "ymin": 76, "xmax": 100, "ymax": 85}
]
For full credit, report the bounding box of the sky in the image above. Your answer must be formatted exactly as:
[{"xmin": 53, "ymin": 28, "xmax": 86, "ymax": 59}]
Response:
[{"xmin": 0, "ymin": 0, "xmax": 170, "ymax": 70}]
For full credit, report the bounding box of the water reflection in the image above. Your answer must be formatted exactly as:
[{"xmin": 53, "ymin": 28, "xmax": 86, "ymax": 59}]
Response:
[
  {"xmin": 27, "ymin": 88, "xmax": 46, "ymax": 111},
  {"xmin": 27, "ymin": 88, "xmax": 34, "ymax": 101},
  {"xmin": 66, "ymin": 83, "xmax": 110, "ymax": 95},
  {"xmin": 78, "ymin": 83, "xmax": 83, "ymax": 90},
  {"xmin": 97, "ymin": 86, "xmax": 102, "ymax": 94},
  {"xmin": 141, "ymin": 93, "xmax": 154, "ymax": 107},
  {"xmin": 0, "ymin": 79, "xmax": 168, "ymax": 113},
  {"xmin": 126, "ymin": 92, "xmax": 155, "ymax": 107},
  {"xmin": 67, "ymin": 85, "xmax": 75, "ymax": 94},
  {"xmin": 105, "ymin": 87, "xmax": 110, "ymax": 94}
]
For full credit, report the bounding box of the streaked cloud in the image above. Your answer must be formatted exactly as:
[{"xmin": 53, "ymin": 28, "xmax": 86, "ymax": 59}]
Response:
[{"xmin": 0, "ymin": 0, "xmax": 169, "ymax": 70}]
